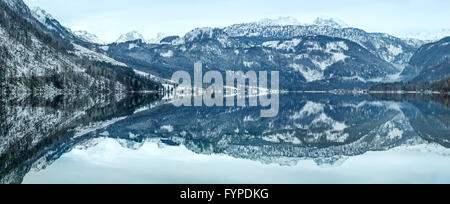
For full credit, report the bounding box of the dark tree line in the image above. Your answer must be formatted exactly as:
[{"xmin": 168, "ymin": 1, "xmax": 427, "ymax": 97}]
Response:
[
  {"xmin": 370, "ymin": 77, "xmax": 450, "ymax": 95},
  {"xmin": 433, "ymin": 77, "xmax": 450, "ymax": 94}
]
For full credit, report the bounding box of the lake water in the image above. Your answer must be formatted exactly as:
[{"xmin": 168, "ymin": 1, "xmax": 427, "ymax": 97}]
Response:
[{"xmin": 1, "ymin": 93, "xmax": 450, "ymax": 184}]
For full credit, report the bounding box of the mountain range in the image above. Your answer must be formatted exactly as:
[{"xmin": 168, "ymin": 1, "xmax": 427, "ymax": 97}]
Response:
[
  {"xmin": 100, "ymin": 18, "xmax": 449, "ymax": 89},
  {"xmin": 1, "ymin": 0, "xmax": 450, "ymax": 92}
]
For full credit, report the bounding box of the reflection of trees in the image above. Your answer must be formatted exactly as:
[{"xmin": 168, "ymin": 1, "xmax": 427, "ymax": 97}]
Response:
[
  {"xmin": 0, "ymin": 93, "xmax": 161, "ymax": 184},
  {"xmin": 370, "ymin": 93, "xmax": 450, "ymax": 147},
  {"xmin": 370, "ymin": 93, "xmax": 450, "ymax": 108}
]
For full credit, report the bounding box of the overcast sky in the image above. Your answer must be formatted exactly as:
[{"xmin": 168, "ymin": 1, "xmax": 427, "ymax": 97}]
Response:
[{"xmin": 23, "ymin": 0, "xmax": 450, "ymax": 43}]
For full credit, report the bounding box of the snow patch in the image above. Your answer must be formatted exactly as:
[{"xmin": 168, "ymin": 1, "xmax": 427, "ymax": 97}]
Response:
[
  {"xmin": 289, "ymin": 63, "xmax": 324, "ymax": 82},
  {"xmin": 243, "ymin": 61, "xmax": 258, "ymax": 68},
  {"xmin": 128, "ymin": 43, "xmax": 138, "ymax": 50},
  {"xmin": 387, "ymin": 45, "xmax": 403, "ymax": 56},
  {"xmin": 100, "ymin": 46, "xmax": 109, "ymax": 51},
  {"xmin": 262, "ymin": 132, "xmax": 302, "ymax": 145},
  {"xmin": 290, "ymin": 101, "xmax": 325, "ymax": 119},
  {"xmin": 160, "ymin": 50, "xmax": 174, "ymax": 58},
  {"xmin": 133, "ymin": 69, "xmax": 149, "ymax": 77},
  {"xmin": 262, "ymin": 41, "xmax": 280, "ymax": 48},
  {"xmin": 263, "ymin": 39, "xmax": 301, "ymax": 51},
  {"xmin": 160, "ymin": 125, "xmax": 174, "ymax": 133}
]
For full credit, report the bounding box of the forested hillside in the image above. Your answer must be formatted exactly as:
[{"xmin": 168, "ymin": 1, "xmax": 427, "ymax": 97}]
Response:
[{"xmin": 0, "ymin": 0, "xmax": 161, "ymax": 96}]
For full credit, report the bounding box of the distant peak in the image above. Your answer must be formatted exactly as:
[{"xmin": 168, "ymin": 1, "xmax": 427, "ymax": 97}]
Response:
[
  {"xmin": 313, "ymin": 17, "xmax": 348, "ymax": 28},
  {"xmin": 398, "ymin": 29, "xmax": 450, "ymax": 42},
  {"xmin": 146, "ymin": 32, "xmax": 168, "ymax": 44},
  {"xmin": 116, "ymin": 31, "xmax": 145, "ymax": 43},
  {"xmin": 241, "ymin": 16, "xmax": 348, "ymax": 28},
  {"xmin": 256, "ymin": 16, "xmax": 305, "ymax": 26},
  {"xmin": 73, "ymin": 30, "xmax": 105, "ymax": 45}
]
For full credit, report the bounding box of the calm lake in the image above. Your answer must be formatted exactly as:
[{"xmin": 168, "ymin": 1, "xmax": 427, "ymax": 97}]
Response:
[{"xmin": 1, "ymin": 93, "xmax": 450, "ymax": 184}]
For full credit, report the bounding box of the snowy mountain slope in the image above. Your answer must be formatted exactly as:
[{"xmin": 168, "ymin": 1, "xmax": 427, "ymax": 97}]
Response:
[
  {"xmin": 73, "ymin": 30, "xmax": 106, "ymax": 45},
  {"xmin": 24, "ymin": 6, "xmax": 167, "ymax": 90},
  {"xmin": 401, "ymin": 37, "xmax": 450, "ymax": 82},
  {"xmin": 29, "ymin": 6, "xmax": 130, "ymax": 66},
  {"xmin": 105, "ymin": 29, "xmax": 398, "ymax": 89},
  {"xmin": 12, "ymin": 5, "xmax": 423, "ymax": 89},
  {"xmin": 28, "ymin": 7, "xmax": 86, "ymax": 49},
  {"xmin": 0, "ymin": 0, "xmax": 127, "ymax": 93},
  {"xmin": 28, "ymin": 7, "xmax": 138, "ymax": 68},
  {"xmin": 3, "ymin": 0, "xmax": 442, "ymax": 91},
  {"xmin": 31, "ymin": 7, "xmax": 57, "ymax": 31},
  {"xmin": 287, "ymin": 36, "xmax": 398, "ymax": 83},
  {"xmin": 102, "ymin": 17, "xmax": 422, "ymax": 89},
  {"xmin": 0, "ymin": 0, "xmax": 162, "ymax": 94},
  {"xmin": 223, "ymin": 18, "xmax": 417, "ymax": 71},
  {"xmin": 27, "ymin": 7, "xmax": 106, "ymax": 52},
  {"xmin": 71, "ymin": 44, "xmax": 127, "ymax": 67}
]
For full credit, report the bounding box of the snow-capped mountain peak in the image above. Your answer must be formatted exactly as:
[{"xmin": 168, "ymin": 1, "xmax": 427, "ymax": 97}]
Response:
[
  {"xmin": 237, "ymin": 16, "xmax": 347, "ymax": 28},
  {"xmin": 116, "ymin": 31, "xmax": 145, "ymax": 44},
  {"xmin": 73, "ymin": 30, "xmax": 105, "ymax": 44},
  {"xmin": 146, "ymin": 32, "xmax": 168, "ymax": 44},
  {"xmin": 256, "ymin": 16, "xmax": 305, "ymax": 26},
  {"xmin": 31, "ymin": 7, "xmax": 55, "ymax": 24},
  {"xmin": 313, "ymin": 17, "xmax": 348, "ymax": 28}
]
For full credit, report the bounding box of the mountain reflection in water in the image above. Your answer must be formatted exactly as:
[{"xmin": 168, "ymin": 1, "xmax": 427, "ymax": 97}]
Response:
[{"xmin": 1, "ymin": 93, "xmax": 450, "ymax": 184}]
